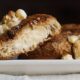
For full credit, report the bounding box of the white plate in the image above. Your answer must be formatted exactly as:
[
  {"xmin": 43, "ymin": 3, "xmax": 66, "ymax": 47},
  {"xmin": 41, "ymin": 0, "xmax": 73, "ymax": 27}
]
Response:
[{"xmin": 0, "ymin": 60, "xmax": 80, "ymax": 75}]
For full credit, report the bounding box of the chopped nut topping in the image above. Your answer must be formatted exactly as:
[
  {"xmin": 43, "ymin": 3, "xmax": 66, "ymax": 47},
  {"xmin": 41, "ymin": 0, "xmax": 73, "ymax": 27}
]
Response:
[
  {"xmin": 62, "ymin": 54, "xmax": 73, "ymax": 60},
  {"xmin": 15, "ymin": 9, "xmax": 27, "ymax": 19},
  {"xmin": 0, "ymin": 9, "xmax": 27, "ymax": 35},
  {"xmin": 68, "ymin": 35, "xmax": 79, "ymax": 44}
]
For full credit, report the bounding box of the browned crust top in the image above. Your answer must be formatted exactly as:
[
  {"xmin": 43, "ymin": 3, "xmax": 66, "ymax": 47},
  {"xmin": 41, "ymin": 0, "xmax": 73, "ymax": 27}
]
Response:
[{"xmin": 0, "ymin": 14, "xmax": 55, "ymax": 41}]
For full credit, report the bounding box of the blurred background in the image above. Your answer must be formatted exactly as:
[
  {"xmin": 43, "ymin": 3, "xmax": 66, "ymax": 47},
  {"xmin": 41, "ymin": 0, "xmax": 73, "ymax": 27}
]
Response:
[{"xmin": 0, "ymin": 0, "xmax": 80, "ymax": 24}]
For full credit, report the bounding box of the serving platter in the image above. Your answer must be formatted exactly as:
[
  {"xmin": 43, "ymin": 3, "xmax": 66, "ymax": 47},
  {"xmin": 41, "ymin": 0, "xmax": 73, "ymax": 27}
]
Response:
[{"xmin": 0, "ymin": 60, "xmax": 80, "ymax": 75}]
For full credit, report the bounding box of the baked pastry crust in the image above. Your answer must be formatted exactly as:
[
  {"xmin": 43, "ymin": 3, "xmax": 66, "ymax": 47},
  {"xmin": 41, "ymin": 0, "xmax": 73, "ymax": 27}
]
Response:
[{"xmin": 0, "ymin": 14, "xmax": 61, "ymax": 59}]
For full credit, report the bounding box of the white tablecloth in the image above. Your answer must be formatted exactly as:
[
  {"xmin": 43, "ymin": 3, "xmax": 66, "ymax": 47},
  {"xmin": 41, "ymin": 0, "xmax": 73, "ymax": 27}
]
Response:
[{"xmin": 0, "ymin": 74, "xmax": 80, "ymax": 80}]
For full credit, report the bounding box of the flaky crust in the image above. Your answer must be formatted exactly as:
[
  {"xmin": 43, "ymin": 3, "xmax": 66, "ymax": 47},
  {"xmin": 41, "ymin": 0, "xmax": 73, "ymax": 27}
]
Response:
[{"xmin": 0, "ymin": 14, "xmax": 61, "ymax": 59}]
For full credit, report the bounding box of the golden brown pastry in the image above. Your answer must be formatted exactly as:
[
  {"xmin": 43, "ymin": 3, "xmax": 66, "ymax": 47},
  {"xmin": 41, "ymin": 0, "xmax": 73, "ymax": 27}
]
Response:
[{"xmin": 0, "ymin": 14, "xmax": 61, "ymax": 59}]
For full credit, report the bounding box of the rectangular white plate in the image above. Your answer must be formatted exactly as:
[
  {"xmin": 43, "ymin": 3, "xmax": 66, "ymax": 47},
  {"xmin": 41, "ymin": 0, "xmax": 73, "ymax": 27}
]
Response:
[{"xmin": 0, "ymin": 60, "xmax": 80, "ymax": 75}]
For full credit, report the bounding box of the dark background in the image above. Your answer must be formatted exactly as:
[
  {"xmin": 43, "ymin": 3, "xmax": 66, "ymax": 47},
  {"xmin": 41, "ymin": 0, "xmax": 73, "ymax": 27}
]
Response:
[{"xmin": 0, "ymin": 0, "xmax": 80, "ymax": 24}]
